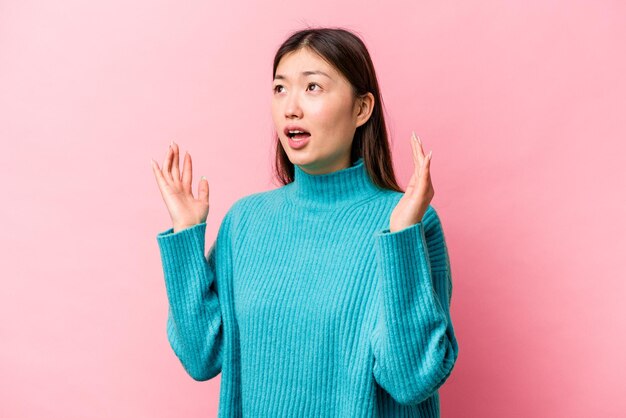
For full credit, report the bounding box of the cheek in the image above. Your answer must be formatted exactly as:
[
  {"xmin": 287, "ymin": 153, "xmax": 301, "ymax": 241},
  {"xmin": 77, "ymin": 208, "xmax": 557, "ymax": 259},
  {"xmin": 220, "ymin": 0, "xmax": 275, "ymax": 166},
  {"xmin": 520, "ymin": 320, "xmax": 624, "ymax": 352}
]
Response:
[
  {"xmin": 308, "ymin": 101, "xmax": 346, "ymax": 131},
  {"xmin": 320, "ymin": 111, "xmax": 354, "ymax": 139}
]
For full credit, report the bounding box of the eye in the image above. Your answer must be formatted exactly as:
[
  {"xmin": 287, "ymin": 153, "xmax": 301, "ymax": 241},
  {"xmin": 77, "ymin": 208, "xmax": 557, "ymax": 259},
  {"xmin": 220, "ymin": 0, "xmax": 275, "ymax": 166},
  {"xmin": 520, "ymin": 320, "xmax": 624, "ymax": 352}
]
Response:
[
  {"xmin": 307, "ymin": 83, "xmax": 321, "ymax": 92},
  {"xmin": 273, "ymin": 84, "xmax": 284, "ymax": 93}
]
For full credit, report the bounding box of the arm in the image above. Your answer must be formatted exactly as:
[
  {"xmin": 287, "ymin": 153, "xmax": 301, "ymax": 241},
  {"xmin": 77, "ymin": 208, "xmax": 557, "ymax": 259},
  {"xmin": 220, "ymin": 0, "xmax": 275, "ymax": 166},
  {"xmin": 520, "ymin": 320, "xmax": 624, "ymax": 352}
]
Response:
[
  {"xmin": 370, "ymin": 205, "xmax": 459, "ymax": 405},
  {"xmin": 156, "ymin": 211, "xmax": 234, "ymax": 381}
]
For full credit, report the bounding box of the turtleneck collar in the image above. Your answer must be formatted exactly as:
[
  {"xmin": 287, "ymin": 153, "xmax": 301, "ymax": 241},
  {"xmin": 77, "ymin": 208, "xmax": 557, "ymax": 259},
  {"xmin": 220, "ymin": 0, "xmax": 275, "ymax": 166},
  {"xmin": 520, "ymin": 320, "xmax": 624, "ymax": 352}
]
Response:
[{"xmin": 285, "ymin": 156, "xmax": 383, "ymax": 211}]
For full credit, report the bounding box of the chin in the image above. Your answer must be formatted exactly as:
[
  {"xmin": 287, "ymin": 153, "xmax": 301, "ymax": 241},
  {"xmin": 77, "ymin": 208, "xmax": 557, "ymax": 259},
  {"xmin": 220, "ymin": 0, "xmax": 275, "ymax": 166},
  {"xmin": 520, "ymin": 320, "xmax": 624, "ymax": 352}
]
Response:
[
  {"xmin": 289, "ymin": 153, "xmax": 318, "ymax": 167},
  {"xmin": 288, "ymin": 154, "xmax": 308, "ymax": 165}
]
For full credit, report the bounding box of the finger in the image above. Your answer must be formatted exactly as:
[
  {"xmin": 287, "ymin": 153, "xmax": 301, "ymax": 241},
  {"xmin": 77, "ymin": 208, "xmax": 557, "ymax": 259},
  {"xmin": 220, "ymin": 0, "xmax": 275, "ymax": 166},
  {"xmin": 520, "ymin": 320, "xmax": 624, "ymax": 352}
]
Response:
[
  {"xmin": 198, "ymin": 175, "xmax": 209, "ymax": 204},
  {"xmin": 410, "ymin": 131, "xmax": 419, "ymax": 167},
  {"xmin": 162, "ymin": 144, "xmax": 174, "ymax": 183},
  {"xmin": 412, "ymin": 131, "xmax": 425, "ymax": 173},
  {"xmin": 414, "ymin": 132, "xmax": 425, "ymax": 163},
  {"xmin": 151, "ymin": 158, "xmax": 169, "ymax": 194},
  {"xmin": 181, "ymin": 151, "xmax": 192, "ymax": 195},
  {"xmin": 424, "ymin": 151, "xmax": 434, "ymax": 195},
  {"xmin": 171, "ymin": 141, "xmax": 181, "ymax": 185},
  {"xmin": 419, "ymin": 150, "xmax": 432, "ymax": 184},
  {"xmin": 411, "ymin": 131, "xmax": 423, "ymax": 193},
  {"xmin": 409, "ymin": 137, "xmax": 420, "ymax": 194}
]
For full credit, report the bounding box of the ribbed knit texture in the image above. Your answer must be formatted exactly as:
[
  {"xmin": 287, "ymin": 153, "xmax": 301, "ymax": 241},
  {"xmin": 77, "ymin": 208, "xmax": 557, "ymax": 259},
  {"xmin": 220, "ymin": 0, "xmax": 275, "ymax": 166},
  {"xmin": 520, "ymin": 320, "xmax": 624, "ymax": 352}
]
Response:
[{"xmin": 156, "ymin": 157, "xmax": 459, "ymax": 417}]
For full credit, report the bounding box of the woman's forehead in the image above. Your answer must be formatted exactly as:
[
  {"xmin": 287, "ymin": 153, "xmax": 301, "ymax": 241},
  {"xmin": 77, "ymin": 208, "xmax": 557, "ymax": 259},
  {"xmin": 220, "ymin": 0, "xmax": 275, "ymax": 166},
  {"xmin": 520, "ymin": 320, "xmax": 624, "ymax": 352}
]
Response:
[{"xmin": 275, "ymin": 49, "xmax": 337, "ymax": 79}]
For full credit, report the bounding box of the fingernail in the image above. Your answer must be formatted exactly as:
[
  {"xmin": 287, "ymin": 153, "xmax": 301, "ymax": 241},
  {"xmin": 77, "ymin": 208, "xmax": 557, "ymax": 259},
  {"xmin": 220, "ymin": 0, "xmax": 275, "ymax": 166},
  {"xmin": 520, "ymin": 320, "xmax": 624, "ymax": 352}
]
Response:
[
  {"xmin": 411, "ymin": 131, "xmax": 416, "ymax": 141},
  {"xmin": 417, "ymin": 135, "xmax": 422, "ymax": 145},
  {"xmin": 428, "ymin": 150, "xmax": 432, "ymax": 159},
  {"xmin": 201, "ymin": 176, "xmax": 206, "ymax": 181}
]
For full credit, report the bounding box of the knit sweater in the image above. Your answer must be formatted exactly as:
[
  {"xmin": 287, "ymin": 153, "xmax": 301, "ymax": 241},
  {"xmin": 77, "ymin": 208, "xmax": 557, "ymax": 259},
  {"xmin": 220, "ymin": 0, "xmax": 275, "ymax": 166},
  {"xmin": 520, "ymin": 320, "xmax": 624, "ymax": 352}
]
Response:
[{"xmin": 156, "ymin": 156, "xmax": 459, "ymax": 417}]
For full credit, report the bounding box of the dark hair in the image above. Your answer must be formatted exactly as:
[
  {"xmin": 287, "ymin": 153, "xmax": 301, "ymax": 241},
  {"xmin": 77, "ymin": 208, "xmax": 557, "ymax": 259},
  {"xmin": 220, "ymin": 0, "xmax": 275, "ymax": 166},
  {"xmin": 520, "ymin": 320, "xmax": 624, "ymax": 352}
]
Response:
[{"xmin": 271, "ymin": 27, "xmax": 403, "ymax": 193}]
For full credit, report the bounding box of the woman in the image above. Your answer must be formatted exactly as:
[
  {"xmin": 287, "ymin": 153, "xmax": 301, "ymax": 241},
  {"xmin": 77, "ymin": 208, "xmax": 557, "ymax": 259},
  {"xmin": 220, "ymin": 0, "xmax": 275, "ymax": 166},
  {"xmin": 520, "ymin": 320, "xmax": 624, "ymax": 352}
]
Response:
[{"xmin": 151, "ymin": 27, "xmax": 459, "ymax": 417}]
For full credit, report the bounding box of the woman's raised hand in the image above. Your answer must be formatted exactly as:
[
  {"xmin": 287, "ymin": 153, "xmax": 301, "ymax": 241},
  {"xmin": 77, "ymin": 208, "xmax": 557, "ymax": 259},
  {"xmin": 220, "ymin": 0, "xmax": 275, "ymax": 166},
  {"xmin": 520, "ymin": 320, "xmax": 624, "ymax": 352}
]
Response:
[
  {"xmin": 151, "ymin": 141, "xmax": 210, "ymax": 233},
  {"xmin": 388, "ymin": 131, "xmax": 434, "ymax": 232}
]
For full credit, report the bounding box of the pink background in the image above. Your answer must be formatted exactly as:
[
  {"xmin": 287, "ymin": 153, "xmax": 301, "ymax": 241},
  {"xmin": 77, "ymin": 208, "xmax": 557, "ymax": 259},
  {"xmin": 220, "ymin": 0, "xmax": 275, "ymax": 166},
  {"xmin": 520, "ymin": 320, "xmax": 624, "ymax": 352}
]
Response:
[{"xmin": 1, "ymin": 1, "xmax": 624, "ymax": 417}]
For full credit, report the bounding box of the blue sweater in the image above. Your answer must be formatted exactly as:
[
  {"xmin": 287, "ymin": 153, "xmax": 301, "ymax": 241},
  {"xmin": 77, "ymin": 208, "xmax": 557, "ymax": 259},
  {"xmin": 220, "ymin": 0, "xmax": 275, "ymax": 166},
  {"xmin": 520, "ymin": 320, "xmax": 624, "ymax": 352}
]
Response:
[{"xmin": 156, "ymin": 156, "xmax": 459, "ymax": 417}]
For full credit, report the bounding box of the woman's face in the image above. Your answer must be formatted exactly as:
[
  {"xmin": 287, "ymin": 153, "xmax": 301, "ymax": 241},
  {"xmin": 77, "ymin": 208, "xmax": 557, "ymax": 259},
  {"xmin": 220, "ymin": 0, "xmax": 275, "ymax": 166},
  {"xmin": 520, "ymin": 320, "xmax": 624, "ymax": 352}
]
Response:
[{"xmin": 271, "ymin": 48, "xmax": 374, "ymax": 175}]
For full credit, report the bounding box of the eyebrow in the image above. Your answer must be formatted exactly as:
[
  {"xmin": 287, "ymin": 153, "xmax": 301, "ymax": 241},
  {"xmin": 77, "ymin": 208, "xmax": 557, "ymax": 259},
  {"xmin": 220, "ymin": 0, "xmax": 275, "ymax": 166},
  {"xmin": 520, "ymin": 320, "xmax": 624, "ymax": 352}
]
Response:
[{"xmin": 274, "ymin": 70, "xmax": 332, "ymax": 81}]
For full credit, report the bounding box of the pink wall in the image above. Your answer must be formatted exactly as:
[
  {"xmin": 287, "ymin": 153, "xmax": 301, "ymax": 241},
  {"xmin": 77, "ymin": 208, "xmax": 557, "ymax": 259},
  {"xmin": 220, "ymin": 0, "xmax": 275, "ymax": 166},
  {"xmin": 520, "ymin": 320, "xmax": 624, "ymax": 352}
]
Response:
[{"xmin": 1, "ymin": 1, "xmax": 624, "ymax": 417}]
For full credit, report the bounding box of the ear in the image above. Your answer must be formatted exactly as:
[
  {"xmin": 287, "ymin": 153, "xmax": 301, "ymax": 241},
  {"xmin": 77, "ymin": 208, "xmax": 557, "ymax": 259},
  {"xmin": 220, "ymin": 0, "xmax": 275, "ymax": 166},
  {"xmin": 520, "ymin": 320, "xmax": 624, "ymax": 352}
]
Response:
[{"xmin": 354, "ymin": 92, "xmax": 375, "ymax": 128}]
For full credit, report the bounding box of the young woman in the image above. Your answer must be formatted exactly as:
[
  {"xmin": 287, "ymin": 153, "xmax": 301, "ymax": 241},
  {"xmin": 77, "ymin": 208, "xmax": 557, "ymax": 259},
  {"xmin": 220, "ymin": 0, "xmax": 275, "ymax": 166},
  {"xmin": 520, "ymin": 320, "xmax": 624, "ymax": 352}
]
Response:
[{"xmin": 151, "ymin": 27, "xmax": 459, "ymax": 418}]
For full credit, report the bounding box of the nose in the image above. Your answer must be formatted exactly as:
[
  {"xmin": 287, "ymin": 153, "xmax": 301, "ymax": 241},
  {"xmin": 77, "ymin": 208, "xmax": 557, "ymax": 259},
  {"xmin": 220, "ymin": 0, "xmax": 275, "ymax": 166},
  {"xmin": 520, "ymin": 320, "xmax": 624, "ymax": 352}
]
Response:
[{"xmin": 284, "ymin": 91, "xmax": 303, "ymax": 119}]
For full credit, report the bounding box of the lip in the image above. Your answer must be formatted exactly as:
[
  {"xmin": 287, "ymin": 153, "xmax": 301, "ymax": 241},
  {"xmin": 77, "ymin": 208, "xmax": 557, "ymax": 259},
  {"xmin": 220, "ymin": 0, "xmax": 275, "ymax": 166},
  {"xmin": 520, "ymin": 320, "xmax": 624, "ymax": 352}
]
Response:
[
  {"xmin": 283, "ymin": 124, "xmax": 310, "ymax": 136},
  {"xmin": 284, "ymin": 124, "xmax": 311, "ymax": 150},
  {"xmin": 288, "ymin": 134, "xmax": 310, "ymax": 149}
]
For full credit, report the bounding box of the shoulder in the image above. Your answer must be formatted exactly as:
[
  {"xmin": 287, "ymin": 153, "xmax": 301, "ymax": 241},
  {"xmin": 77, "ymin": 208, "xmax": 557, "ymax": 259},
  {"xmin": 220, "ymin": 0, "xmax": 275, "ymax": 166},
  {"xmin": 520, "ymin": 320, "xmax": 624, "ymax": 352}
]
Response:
[
  {"xmin": 221, "ymin": 187, "xmax": 285, "ymax": 229},
  {"xmin": 230, "ymin": 187, "xmax": 284, "ymax": 214}
]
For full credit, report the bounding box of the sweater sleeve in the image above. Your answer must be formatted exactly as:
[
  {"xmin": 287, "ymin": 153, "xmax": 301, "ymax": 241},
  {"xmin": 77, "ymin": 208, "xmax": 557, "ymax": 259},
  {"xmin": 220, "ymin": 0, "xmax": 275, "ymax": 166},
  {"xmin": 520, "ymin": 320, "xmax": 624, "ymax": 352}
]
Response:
[
  {"xmin": 155, "ymin": 211, "xmax": 235, "ymax": 381},
  {"xmin": 370, "ymin": 205, "xmax": 459, "ymax": 406}
]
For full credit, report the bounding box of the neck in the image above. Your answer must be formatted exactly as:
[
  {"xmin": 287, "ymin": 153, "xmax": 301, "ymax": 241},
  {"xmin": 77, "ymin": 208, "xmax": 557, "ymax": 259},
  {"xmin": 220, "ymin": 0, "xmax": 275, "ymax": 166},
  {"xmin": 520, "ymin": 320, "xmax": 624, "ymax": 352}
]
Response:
[{"xmin": 286, "ymin": 157, "xmax": 383, "ymax": 211}]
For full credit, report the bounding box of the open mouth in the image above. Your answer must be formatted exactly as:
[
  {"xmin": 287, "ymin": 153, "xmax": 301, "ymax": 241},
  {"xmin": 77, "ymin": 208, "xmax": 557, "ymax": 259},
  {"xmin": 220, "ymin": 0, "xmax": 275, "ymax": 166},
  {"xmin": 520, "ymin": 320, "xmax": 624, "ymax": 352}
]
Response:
[
  {"xmin": 284, "ymin": 126, "xmax": 311, "ymax": 140},
  {"xmin": 288, "ymin": 131, "xmax": 311, "ymax": 140}
]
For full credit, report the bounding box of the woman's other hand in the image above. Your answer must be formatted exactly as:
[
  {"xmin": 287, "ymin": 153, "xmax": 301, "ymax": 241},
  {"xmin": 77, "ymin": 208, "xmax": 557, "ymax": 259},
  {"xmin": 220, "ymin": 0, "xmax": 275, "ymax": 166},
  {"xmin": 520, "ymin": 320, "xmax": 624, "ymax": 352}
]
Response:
[
  {"xmin": 151, "ymin": 141, "xmax": 210, "ymax": 233},
  {"xmin": 388, "ymin": 132, "xmax": 434, "ymax": 232}
]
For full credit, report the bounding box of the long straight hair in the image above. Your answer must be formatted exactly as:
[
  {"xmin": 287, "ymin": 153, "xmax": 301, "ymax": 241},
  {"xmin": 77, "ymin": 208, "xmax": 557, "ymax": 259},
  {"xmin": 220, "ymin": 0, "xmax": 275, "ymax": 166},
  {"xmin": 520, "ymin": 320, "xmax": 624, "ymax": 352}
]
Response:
[{"xmin": 271, "ymin": 27, "xmax": 403, "ymax": 193}]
